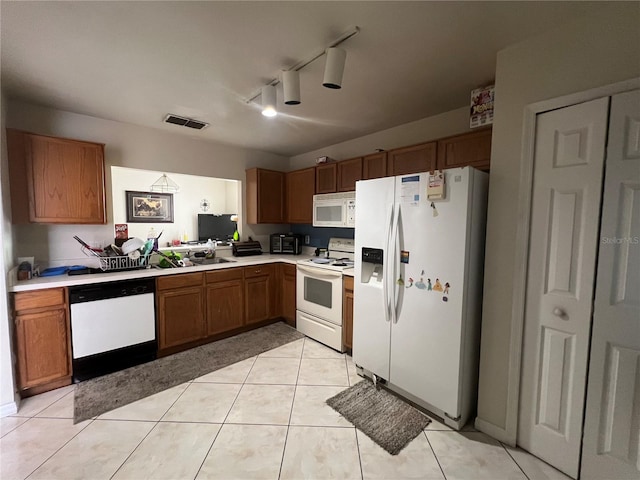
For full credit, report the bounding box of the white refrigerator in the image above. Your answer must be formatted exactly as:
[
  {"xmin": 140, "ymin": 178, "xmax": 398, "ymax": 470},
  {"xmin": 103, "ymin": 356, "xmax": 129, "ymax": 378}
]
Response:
[{"xmin": 353, "ymin": 167, "xmax": 488, "ymax": 429}]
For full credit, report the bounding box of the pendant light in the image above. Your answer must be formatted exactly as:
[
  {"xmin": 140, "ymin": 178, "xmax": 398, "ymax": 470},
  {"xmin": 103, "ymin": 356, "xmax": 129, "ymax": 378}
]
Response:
[
  {"xmin": 322, "ymin": 47, "xmax": 347, "ymax": 89},
  {"xmin": 261, "ymin": 85, "xmax": 277, "ymax": 117},
  {"xmin": 150, "ymin": 173, "xmax": 180, "ymax": 193},
  {"xmin": 282, "ymin": 70, "xmax": 301, "ymax": 105}
]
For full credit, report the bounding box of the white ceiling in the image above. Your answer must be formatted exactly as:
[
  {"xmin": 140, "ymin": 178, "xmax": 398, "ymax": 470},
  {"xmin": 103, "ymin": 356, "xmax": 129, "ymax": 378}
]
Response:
[{"xmin": 1, "ymin": 1, "xmax": 605, "ymax": 157}]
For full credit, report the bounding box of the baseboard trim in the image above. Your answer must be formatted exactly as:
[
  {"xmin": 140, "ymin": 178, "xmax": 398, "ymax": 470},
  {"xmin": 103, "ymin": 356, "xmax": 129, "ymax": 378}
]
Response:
[
  {"xmin": 474, "ymin": 416, "xmax": 515, "ymax": 446},
  {"xmin": 0, "ymin": 400, "xmax": 19, "ymax": 418}
]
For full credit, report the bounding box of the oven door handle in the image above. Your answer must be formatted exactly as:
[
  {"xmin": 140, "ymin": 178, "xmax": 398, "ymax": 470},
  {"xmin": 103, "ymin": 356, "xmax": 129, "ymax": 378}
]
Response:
[{"xmin": 296, "ymin": 264, "xmax": 344, "ymax": 278}]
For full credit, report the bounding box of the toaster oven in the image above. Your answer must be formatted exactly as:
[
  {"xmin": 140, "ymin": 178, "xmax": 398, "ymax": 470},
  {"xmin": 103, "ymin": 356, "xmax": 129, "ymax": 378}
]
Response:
[{"xmin": 270, "ymin": 234, "xmax": 303, "ymax": 255}]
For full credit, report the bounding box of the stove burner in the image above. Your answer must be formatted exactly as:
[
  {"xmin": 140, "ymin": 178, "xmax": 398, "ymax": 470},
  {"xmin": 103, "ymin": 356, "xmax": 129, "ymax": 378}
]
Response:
[{"xmin": 333, "ymin": 262, "xmax": 347, "ymax": 267}]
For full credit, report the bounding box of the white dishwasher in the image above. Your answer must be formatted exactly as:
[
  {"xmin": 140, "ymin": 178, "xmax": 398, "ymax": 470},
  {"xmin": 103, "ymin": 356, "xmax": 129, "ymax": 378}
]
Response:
[{"xmin": 69, "ymin": 278, "xmax": 157, "ymax": 382}]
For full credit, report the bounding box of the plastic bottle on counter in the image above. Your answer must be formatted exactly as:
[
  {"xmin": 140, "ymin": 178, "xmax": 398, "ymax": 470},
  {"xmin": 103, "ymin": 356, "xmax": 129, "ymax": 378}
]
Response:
[{"xmin": 147, "ymin": 227, "xmax": 158, "ymax": 250}]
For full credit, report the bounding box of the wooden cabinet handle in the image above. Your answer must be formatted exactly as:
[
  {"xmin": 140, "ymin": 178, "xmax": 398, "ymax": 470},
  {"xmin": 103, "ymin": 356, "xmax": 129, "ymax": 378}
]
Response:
[{"xmin": 255, "ymin": 269, "xmax": 261, "ymax": 273}]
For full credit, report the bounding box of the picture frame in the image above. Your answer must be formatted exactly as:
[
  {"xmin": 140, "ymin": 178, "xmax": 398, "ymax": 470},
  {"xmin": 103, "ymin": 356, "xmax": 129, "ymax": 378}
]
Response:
[{"xmin": 126, "ymin": 191, "xmax": 174, "ymax": 223}]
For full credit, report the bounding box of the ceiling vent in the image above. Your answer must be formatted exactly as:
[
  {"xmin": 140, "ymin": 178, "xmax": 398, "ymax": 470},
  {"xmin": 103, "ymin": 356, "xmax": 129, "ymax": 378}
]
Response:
[{"xmin": 164, "ymin": 114, "xmax": 209, "ymax": 130}]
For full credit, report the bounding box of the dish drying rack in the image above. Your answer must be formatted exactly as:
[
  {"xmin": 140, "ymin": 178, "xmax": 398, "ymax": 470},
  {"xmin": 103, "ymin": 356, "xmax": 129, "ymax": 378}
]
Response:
[{"xmin": 81, "ymin": 246, "xmax": 149, "ymax": 272}]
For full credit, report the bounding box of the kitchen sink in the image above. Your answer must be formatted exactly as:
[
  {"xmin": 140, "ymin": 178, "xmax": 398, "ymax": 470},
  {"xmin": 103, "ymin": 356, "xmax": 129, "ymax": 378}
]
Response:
[{"xmin": 189, "ymin": 257, "xmax": 235, "ymax": 265}]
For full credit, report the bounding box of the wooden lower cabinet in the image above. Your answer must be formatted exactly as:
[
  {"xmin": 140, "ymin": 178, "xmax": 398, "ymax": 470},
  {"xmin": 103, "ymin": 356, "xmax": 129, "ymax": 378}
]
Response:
[
  {"xmin": 206, "ymin": 269, "xmax": 244, "ymax": 336},
  {"xmin": 342, "ymin": 276, "xmax": 354, "ymax": 350},
  {"xmin": 13, "ymin": 288, "xmax": 72, "ymax": 394},
  {"xmin": 157, "ymin": 286, "xmax": 205, "ymax": 350},
  {"xmin": 342, "ymin": 276, "xmax": 353, "ymax": 350},
  {"xmin": 244, "ymin": 264, "xmax": 276, "ymax": 324},
  {"xmin": 281, "ymin": 263, "xmax": 296, "ymax": 327}
]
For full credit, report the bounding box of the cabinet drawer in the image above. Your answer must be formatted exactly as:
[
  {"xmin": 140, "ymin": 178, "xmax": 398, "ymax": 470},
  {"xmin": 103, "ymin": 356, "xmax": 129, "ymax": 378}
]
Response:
[
  {"xmin": 281, "ymin": 263, "xmax": 296, "ymax": 277},
  {"xmin": 343, "ymin": 275, "xmax": 354, "ymax": 291},
  {"xmin": 14, "ymin": 288, "xmax": 65, "ymax": 312},
  {"xmin": 157, "ymin": 272, "xmax": 204, "ymax": 291},
  {"xmin": 206, "ymin": 267, "xmax": 243, "ymax": 284},
  {"xmin": 243, "ymin": 265, "xmax": 273, "ymax": 278}
]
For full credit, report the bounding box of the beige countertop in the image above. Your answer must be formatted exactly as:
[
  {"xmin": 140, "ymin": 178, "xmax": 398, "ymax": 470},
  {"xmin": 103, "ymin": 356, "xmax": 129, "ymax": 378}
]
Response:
[{"xmin": 9, "ymin": 254, "xmax": 315, "ymax": 293}]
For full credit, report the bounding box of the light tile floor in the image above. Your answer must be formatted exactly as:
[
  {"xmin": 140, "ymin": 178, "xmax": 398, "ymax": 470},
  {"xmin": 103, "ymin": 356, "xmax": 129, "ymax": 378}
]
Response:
[{"xmin": 0, "ymin": 336, "xmax": 570, "ymax": 480}]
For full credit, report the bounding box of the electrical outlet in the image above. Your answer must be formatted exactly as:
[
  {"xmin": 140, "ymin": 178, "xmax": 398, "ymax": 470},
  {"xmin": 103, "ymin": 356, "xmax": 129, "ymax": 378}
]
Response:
[{"xmin": 304, "ymin": 235, "xmax": 310, "ymax": 245}]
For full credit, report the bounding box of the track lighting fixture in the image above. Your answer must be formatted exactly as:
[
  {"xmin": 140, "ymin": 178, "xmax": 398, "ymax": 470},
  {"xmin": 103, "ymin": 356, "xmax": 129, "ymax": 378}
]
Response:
[
  {"xmin": 246, "ymin": 26, "xmax": 360, "ymax": 115},
  {"xmin": 261, "ymin": 85, "xmax": 277, "ymax": 117},
  {"xmin": 282, "ymin": 70, "xmax": 301, "ymax": 105},
  {"xmin": 322, "ymin": 47, "xmax": 347, "ymax": 89}
]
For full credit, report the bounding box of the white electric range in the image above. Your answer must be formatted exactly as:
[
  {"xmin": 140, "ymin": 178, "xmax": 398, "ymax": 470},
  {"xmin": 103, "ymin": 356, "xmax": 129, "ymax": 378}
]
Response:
[{"xmin": 296, "ymin": 238, "xmax": 354, "ymax": 351}]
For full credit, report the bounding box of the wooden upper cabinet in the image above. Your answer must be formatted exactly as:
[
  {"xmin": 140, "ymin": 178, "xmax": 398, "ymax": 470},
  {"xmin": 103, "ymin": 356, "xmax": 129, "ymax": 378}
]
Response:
[
  {"xmin": 387, "ymin": 142, "xmax": 437, "ymax": 176},
  {"xmin": 316, "ymin": 163, "xmax": 337, "ymax": 194},
  {"xmin": 362, "ymin": 152, "xmax": 388, "ymax": 180},
  {"xmin": 286, "ymin": 167, "xmax": 315, "ymax": 224},
  {"xmin": 7, "ymin": 129, "xmax": 106, "ymax": 224},
  {"xmin": 246, "ymin": 168, "xmax": 285, "ymax": 224},
  {"xmin": 336, "ymin": 157, "xmax": 362, "ymax": 192},
  {"xmin": 437, "ymin": 128, "xmax": 492, "ymax": 172}
]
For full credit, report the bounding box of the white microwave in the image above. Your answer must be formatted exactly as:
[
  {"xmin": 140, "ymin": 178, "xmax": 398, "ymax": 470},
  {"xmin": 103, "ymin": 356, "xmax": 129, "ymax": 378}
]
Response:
[{"xmin": 312, "ymin": 192, "xmax": 356, "ymax": 228}]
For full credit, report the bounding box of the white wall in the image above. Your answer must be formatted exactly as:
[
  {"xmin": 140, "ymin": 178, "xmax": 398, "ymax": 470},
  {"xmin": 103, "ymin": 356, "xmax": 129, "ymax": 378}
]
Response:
[
  {"xmin": 475, "ymin": 3, "xmax": 640, "ymax": 443},
  {"xmin": 111, "ymin": 166, "xmax": 239, "ymax": 245},
  {"xmin": 289, "ymin": 106, "xmax": 472, "ymax": 169},
  {"xmin": 7, "ymin": 100, "xmax": 288, "ymax": 265},
  {"xmin": 0, "ymin": 92, "xmax": 18, "ymax": 414}
]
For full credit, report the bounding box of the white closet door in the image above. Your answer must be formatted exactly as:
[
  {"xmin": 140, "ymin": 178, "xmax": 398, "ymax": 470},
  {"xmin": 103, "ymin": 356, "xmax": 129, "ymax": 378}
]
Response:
[
  {"xmin": 581, "ymin": 89, "xmax": 640, "ymax": 480},
  {"xmin": 518, "ymin": 97, "xmax": 609, "ymax": 478}
]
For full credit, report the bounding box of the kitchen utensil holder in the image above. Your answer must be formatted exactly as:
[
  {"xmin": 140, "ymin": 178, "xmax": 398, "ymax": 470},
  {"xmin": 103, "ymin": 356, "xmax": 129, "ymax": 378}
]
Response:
[{"xmin": 82, "ymin": 247, "xmax": 148, "ymax": 271}]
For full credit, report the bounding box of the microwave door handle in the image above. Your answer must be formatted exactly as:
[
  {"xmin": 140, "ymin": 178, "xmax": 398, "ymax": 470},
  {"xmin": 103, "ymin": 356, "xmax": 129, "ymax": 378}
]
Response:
[{"xmin": 296, "ymin": 265, "xmax": 343, "ymax": 278}]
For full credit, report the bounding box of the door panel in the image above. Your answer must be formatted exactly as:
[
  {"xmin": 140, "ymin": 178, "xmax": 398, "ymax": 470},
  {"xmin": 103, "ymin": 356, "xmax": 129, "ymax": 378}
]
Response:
[
  {"xmin": 581, "ymin": 89, "xmax": 640, "ymax": 480},
  {"xmin": 518, "ymin": 97, "xmax": 609, "ymax": 478},
  {"xmin": 353, "ymin": 176, "xmax": 395, "ymax": 380},
  {"xmin": 389, "ymin": 171, "xmax": 469, "ymax": 417}
]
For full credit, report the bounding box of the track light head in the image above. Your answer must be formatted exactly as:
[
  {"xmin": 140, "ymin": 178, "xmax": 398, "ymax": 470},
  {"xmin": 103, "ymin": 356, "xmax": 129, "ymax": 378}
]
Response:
[
  {"xmin": 323, "ymin": 47, "xmax": 347, "ymax": 89},
  {"xmin": 282, "ymin": 70, "xmax": 301, "ymax": 105},
  {"xmin": 261, "ymin": 85, "xmax": 278, "ymax": 117}
]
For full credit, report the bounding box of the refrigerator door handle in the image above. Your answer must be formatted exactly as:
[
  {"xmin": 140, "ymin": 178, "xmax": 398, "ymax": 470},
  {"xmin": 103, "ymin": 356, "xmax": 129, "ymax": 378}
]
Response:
[
  {"xmin": 391, "ymin": 203, "xmax": 401, "ymax": 324},
  {"xmin": 383, "ymin": 203, "xmax": 394, "ymax": 323}
]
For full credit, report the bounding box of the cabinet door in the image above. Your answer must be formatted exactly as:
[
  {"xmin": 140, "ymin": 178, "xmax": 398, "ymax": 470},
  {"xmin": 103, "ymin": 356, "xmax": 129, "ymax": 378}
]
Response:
[
  {"xmin": 26, "ymin": 134, "xmax": 106, "ymax": 224},
  {"xmin": 244, "ymin": 265, "xmax": 276, "ymax": 324},
  {"xmin": 281, "ymin": 264, "xmax": 296, "ymax": 327},
  {"xmin": 342, "ymin": 276, "xmax": 354, "ymax": 350},
  {"xmin": 158, "ymin": 287, "xmax": 205, "ymax": 350},
  {"xmin": 316, "ymin": 163, "xmax": 337, "ymax": 193},
  {"xmin": 362, "ymin": 152, "xmax": 388, "ymax": 180},
  {"xmin": 387, "ymin": 142, "xmax": 436, "ymax": 176},
  {"xmin": 246, "ymin": 168, "xmax": 285, "ymax": 224},
  {"xmin": 206, "ymin": 280, "xmax": 244, "ymax": 336},
  {"xmin": 337, "ymin": 157, "xmax": 362, "ymax": 192},
  {"xmin": 437, "ymin": 128, "xmax": 492, "ymax": 171},
  {"xmin": 286, "ymin": 167, "xmax": 316, "ymax": 224},
  {"xmin": 15, "ymin": 308, "xmax": 71, "ymax": 389}
]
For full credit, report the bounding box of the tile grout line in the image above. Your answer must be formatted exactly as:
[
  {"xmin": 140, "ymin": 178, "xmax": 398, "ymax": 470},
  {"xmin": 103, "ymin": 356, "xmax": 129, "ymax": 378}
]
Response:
[
  {"xmin": 192, "ymin": 353, "xmax": 260, "ymax": 479},
  {"xmin": 108, "ymin": 383, "xmax": 192, "ymax": 480},
  {"xmin": 277, "ymin": 337, "xmax": 306, "ymax": 480},
  {"xmin": 23, "ymin": 416, "xmax": 96, "ymax": 480},
  {"xmin": 353, "ymin": 428, "xmax": 365, "ymax": 480},
  {"xmin": 423, "ymin": 430, "xmax": 448, "ymax": 480},
  {"xmin": 500, "ymin": 441, "xmax": 531, "ymax": 480}
]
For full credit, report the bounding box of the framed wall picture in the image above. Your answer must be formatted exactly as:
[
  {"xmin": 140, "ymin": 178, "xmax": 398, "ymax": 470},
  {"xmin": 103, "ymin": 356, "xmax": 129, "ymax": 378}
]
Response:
[{"xmin": 126, "ymin": 191, "xmax": 174, "ymax": 223}]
